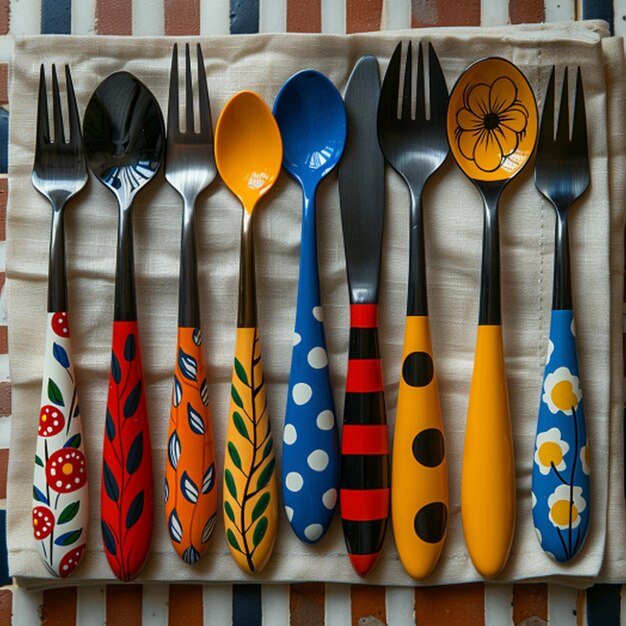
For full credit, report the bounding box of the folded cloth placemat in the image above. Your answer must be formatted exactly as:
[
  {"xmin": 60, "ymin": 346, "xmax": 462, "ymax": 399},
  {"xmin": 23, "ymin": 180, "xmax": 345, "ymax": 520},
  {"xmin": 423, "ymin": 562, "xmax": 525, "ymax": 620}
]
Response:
[{"xmin": 6, "ymin": 22, "xmax": 621, "ymax": 587}]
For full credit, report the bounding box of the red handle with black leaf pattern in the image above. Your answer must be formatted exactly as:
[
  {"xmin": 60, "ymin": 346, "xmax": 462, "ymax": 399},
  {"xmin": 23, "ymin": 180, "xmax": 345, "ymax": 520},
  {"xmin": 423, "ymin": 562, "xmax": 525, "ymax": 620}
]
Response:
[{"xmin": 101, "ymin": 321, "xmax": 153, "ymax": 581}]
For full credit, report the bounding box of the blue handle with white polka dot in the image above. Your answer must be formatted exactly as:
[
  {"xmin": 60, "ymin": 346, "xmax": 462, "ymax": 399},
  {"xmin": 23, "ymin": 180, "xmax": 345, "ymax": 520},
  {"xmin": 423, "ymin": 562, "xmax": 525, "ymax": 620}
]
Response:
[
  {"xmin": 531, "ymin": 309, "xmax": 590, "ymax": 562},
  {"xmin": 282, "ymin": 190, "xmax": 340, "ymax": 543}
]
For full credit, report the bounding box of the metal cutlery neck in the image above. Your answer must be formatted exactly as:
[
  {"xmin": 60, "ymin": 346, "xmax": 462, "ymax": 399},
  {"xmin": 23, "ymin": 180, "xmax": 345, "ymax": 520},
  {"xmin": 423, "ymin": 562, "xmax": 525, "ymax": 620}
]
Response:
[
  {"xmin": 552, "ymin": 207, "xmax": 572, "ymax": 310},
  {"xmin": 178, "ymin": 197, "xmax": 201, "ymax": 327},
  {"xmin": 47, "ymin": 205, "xmax": 67, "ymax": 313},
  {"xmin": 114, "ymin": 205, "xmax": 137, "ymax": 321},
  {"xmin": 406, "ymin": 185, "xmax": 428, "ymax": 317},
  {"xmin": 237, "ymin": 210, "xmax": 257, "ymax": 328}
]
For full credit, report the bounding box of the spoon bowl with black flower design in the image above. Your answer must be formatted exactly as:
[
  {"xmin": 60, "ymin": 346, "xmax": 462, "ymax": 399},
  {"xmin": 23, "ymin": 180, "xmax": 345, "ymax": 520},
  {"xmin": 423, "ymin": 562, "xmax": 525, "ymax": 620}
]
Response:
[{"xmin": 446, "ymin": 57, "xmax": 537, "ymax": 578}]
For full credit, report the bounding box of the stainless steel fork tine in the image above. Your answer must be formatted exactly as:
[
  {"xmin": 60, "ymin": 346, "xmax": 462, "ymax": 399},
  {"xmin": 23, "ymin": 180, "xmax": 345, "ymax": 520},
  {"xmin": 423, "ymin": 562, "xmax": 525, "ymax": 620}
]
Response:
[
  {"xmin": 168, "ymin": 43, "xmax": 180, "ymax": 136},
  {"xmin": 378, "ymin": 42, "xmax": 402, "ymax": 120},
  {"xmin": 556, "ymin": 68, "xmax": 569, "ymax": 142},
  {"xmin": 572, "ymin": 67, "xmax": 588, "ymax": 154},
  {"xmin": 401, "ymin": 41, "xmax": 412, "ymax": 120},
  {"xmin": 36, "ymin": 65, "xmax": 50, "ymax": 145},
  {"xmin": 415, "ymin": 43, "xmax": 425, "ymax": 121},
  {"xmin": 196, "ymin": 44, "xmax": 212, "ymax": 138},
  {"xmin": 538, "ymin": 67, "xmax": 555, "ymax": 149},
  {"xmin": 51, "ymin": 65, "xmax": 65, "ymax": 144},
  {"xmin": 64, "ymin": 65, "xmax": 82, "ymax": 146},
  {"xmin": 428, "ymin": 43, "xmax": 448, "ymax": 121},
  {"xmin": 185, "ymin": 43, "xmax": 194, "ymax": 133}
]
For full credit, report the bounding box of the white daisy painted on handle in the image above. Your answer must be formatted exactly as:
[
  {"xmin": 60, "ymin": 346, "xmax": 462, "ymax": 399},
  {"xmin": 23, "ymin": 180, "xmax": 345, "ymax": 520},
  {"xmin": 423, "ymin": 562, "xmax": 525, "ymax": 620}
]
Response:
[
  {"xmin": 580, "ymin": 445, "xmax": 590, "ymax": 475},
  {"xmin": 534, "ymin": 427, "xmax": 569, "ymax": 476},
  {"xmin": 548, "ymin": 484, "xmax": 586, "ymax": 530},
  {"xmin": 542, "ymin": 366, "xmax": 582, "ymax": 416}
]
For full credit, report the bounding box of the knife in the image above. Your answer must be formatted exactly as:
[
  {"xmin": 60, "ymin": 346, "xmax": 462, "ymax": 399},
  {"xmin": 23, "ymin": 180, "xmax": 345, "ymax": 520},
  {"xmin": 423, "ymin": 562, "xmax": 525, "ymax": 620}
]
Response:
[{"xmin": 338, "ymin": 56, "xmax": 389, "ymax": 577}]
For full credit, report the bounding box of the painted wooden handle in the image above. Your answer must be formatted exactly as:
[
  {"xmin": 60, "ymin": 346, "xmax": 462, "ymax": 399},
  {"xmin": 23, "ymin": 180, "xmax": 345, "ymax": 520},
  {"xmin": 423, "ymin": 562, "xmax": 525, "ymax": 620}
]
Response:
[
  {"xmin": 223, "ymin": 327, "xmax": 278, "ymax": 574},
  {"xmin": 392, "ymin": 315, "xmax": 448, "ymax": 579},
  {"xmin": 101, "ymin": 320, "xmax": 153, "ymax": 581},
  {"xmin": 340, "ymin": 304, "xmax": 389, "ymax": 577},
  {"xmin": 33, "ymin": 312, "xmax": 88, "ymax": 578},
  {"xmin": 461, "ymin": 324, "xmax": 515, "ymax": 578},
  {"xmin": 532, "ymin": 310, "xmax": 589, "ymax": 561},
  {"xmin": 165, "ymin": 327, "xmax": 218, "ymax": 564}
]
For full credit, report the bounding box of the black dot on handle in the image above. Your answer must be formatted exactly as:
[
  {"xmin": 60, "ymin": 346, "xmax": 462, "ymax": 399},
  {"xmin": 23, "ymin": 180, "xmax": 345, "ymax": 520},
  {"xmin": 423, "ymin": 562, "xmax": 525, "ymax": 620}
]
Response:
[
  {"xmin": 412, "ymin": 428, "xmax": 445, "ymax": 467},
  {"xmin": 414, "ymin": 502, "xmax": 448, "ymax": 544},
  {"xmin": 402, "ymin": 352, "xmax": 434, "ymax": 387}
]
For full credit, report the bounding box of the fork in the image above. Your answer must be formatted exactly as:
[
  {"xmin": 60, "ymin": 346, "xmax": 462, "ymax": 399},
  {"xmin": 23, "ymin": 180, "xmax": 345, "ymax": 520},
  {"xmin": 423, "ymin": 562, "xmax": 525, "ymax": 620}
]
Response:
[
  {"xmin": 377, "ymin": 41, "xmax": 449, "ymax": 579},
  {"xmin": 31, "ymin": 65, "xmax": 89, "ymax": 578},
  {"xmin": 164, "ymin": 43, "xmax": 218, "ymax": 564},
  {"xmin": 532, "ymin": 67, "xmax": 590, "ymax": 562}
]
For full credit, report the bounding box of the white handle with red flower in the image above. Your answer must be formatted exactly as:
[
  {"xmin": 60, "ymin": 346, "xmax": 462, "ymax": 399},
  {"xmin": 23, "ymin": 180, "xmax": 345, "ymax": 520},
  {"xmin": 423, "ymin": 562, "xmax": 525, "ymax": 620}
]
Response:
[{"xmin": 33, "ymin": 312, "xmax": 88, "ymax": 578}]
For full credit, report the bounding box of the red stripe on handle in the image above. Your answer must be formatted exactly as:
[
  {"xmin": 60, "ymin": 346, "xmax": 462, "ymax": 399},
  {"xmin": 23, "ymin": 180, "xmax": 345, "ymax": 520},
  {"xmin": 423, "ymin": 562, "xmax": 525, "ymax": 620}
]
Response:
[
  {"xmin": 342, "ymin": 424, "xmax": 389, "ymax": 455},
  {"xmin": 346, "ymin": 359, "xmax": 383, "ymax": 393},
  {"xmin": 341, "ymin": 488, "xmax": 389, "ymax": 521},
  {"xmin": 350, "ymin": 304, "xmax": 378, "ymax": 328}
]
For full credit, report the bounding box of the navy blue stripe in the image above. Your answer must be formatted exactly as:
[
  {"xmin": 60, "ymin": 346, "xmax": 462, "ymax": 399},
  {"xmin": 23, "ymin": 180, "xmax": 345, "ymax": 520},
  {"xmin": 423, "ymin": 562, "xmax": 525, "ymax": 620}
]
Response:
[
  {"xmin": 41, "ymin": 0, "xmax": 72, "ymax": 34},
  {"xmin": 582, "ymin": 0, "xmax": 614, "ymax": 34},
  {"xmin": 232, "ymin": 584, "xmax": 261, "ymax": 626},
  {"xmin": 0, "ymin": 510, "xmax": 10, "ymax": 584},
  {"xmin": 587, "ymin": 584, "xmax": 621, "ymax": 626},
  {"xmin": 230, "ymin": 0, "xmax": 259, "ymax": 34},
  {"xmin": 0, "ymin": 108, "xmax": 8, "ymax": 174}
]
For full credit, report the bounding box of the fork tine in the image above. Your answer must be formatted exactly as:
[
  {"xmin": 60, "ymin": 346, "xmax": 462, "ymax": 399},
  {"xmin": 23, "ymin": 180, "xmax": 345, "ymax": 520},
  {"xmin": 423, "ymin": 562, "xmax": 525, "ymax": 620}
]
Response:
[
  {"xmin": 36, "ymin": 65, "xmax": 50, "ymax": 145},
  {"xmin": 427, "ymin": 43, "xmax": 448, "ymax": 121},
  {"xmin": 556, "ymin": 68, "xmax": 569, "ymax": 142},
  {"xmin": 64, "ymin": 65, "xmax": 82, "ymax": 145},
  {"xmin": 572, "ymin": 67, "xmax": 588, "ymax": 154},
  {"xmin": 401, "ymin": 41, "xmax": 412, "ymax": 120},
  {"xmin": 185, "ymin": 43, "xmax": 194, "ymax": 133},
  {"xmin": 168, "ymin": 43, "xmax": 180, "ymax": 136},
  {"xmin": 415, "ymin": 42, "xmax": 425, "ymax": 121},
  {"xmin": 538, "ymin": 67, "xmax": 555, "ymax": 150},
  {"xmin": 196, "ymin": 44, "xmax": 213, "ymax": 139},
  {"xmin": 51, "ymin": 65, "xmax": 65, "ymax": 144},
  {"xmin": 378, "ymin": 42, "xmax": 402, "ymax": 121}
]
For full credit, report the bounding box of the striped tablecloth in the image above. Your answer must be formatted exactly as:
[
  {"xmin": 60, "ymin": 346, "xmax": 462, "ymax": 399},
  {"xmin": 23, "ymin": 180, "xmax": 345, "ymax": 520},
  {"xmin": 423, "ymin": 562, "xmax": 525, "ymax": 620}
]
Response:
[{"xmin": 0, "ymin": 1, "xmax": 623, "ymax": 624}]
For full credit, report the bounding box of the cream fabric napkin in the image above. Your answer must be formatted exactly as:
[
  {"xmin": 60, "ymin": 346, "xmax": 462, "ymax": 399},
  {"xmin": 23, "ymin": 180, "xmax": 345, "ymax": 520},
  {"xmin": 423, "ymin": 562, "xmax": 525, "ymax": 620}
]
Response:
[{"xmin": 6, "ymin": 22, "xmax": 623, "ymax": 588}]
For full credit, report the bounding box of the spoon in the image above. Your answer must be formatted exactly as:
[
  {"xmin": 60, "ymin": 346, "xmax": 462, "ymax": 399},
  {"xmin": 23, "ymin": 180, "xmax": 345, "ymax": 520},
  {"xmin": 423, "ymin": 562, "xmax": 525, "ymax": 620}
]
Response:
[
  {"xmin": 83, "ymin": 72, "xmax": 165, "ymax": 581},
  {"xmin": 214, "ymin": 91, "xmax": 282, "ymax": 575},
  {"xmin": 273, "ymin": 70, "xmax": 346, "ymax": 544},
  {"xmin": 446, "ymin": 58, "xmax": 537, "ymax": 577}
]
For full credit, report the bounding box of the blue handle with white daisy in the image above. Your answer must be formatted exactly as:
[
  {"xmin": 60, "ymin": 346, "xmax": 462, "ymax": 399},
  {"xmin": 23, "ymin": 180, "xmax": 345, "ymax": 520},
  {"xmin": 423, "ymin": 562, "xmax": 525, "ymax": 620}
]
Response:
[
  {"xmin": 282, "ymin": 189, "xmax": 340, "ymax": 543},
  {"xmin": 532, "ymin": 309, "xmax": 590, "ymax": 562}
]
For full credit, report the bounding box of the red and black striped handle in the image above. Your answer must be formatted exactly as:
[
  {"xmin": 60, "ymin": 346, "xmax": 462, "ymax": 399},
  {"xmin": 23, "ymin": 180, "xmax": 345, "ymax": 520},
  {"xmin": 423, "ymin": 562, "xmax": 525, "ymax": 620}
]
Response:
[{"xmin": 340, "ymin": 304, "xmax": 389, "ymax": 576}]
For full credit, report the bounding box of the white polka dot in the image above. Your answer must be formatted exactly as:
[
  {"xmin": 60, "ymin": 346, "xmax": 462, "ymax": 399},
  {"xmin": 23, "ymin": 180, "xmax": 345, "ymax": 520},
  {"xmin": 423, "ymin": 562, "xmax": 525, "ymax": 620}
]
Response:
[
  {"xmin": 312, "ymin": 306, "xmax": 323, "ymax": 322},
  {"xmin": 322, "ymin": 488, "xmax": 337, "ymax": 509},
  {"xmin": 285, "ymin": 472, "xmax": 303, "ymax": 492},
  {"xmin": 307, "ymin": 347, "xmax": 328, "ymax": 369},
  {"xmin": 293, "ymin": 332, "xmax": 301, "ymax": 346},
  {"xmin": 535, "ymin": 527, "xmax": 542, "ymax": 544},
  {"xmin": 292, "ymin": 383, "xmax": 312, "ymax": 405},
  {"xmin": 284, "ymin": 424, "xmax": 297, "ymax": 445},
  {"xmin": 316, "ymin": 410, "xmax": 334, "ymax": 430},
  {"xmin": 304, "ymin": 524, "xmax": 323, "ymax": 541},
  {"xmin": 307, "ymin": 450, "xmax": 329, "ymax": 472},
  {"xmin": 532, "ymin": 492, "xmax": 537, "ymax": 509},
  {"xmin": 285, "ymin": 506, "xmax": 294, "ymax": 522}
]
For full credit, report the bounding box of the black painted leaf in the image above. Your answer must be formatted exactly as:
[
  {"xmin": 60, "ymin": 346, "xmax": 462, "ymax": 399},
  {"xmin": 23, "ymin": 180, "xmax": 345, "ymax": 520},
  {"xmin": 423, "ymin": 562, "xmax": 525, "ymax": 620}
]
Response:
[
  {"xmin": 224, "ymin": 469, "xmax": 237, "ymax": 501},
  {"xmin": 227, "ymin": 529, "xmax": 241, "ymax": 552},
  {"xmin": 200, "ymin": 379, "xmax": 209, "ymax": 406},
  {"xmin": 103, "ymin": 461, "xmax": 119, "ymax": 502},
  {"xmin": 180, "ymin": 471, "xmax": 199, "ymax": 504},
  {"xmin": 233, "ymin": 412, "xmax": 249, "ymax": 441},
  {"xmin": 168, "ymin": 509, "xmax": 183, "ymax": 543},
  {"xmin": 33, "ymin": 485, "xmax": 49, "ymax": 505},
  {"xmin": 126, "ymin": 490, "xmax": 144, "ymax": 530},
  {"xmin": 164, "ymin": 477, "xmax": 169, "ymax": 504},
  {"xmin": 234, "ymin": 358, "xmax": 249, "ymax": 386},
  {"xmin": 126, "ymin": 432, "xmax": 143, "ymax": 474},
  {"xmin": 224, "ymin": 501, "xmax": 235, "ymax": 523},
  {"xmin": 168, "ymin": 430, "xmax": 181, "ymax": 470},
  {"xmin": 58, "ymin": 501, "xmax": 80, "ymax": 524},
  {"xmin": 111, "ymin": 352, "xmax": 122, "ymax": 384},
  {"xmin": 252, "ymin": 516, "xmax": 268, "ymax": 548},
  {"xmin": 251, "ymin": 492, "xmax": 270, "ymax": 523},
  {"xmin": 124, "ymin": 333, "xmax": 136, "ymax": 362},
  {"xmin": 53, "ymin": 343, "xmax": 70, "ymax": 369},
  {"xmin": 173, "ymin": 376, "xmax": 182, "ymax": 408},
  {"xmin": 201, "ymin": 464, "xmax": 214, "ymax": 494},
  {"xmin": 178, "ymin": 348, "xmax": 197, "ymax": 381},
  {"xmin": 54, "ymin": 528, "xmax": 82, "ymax": 546},
  {"xmin": 101, "ymin": 520, "xmax": 117, "ymax": 555},
  {"xmin": 64, "ymin": 434, "xmax": 81, "ymax": 449},
  {"xmin": 201, "ymin": 513, "xmax": 217, "ymax": 544},
  {"xmin": 105, "ymin": 409, "xmax": 115, "ymax": 442},
  {"xmin": 231, "ymin": 384, "xmax": 243, "ymax": 409},
  {"xmin": 48, "ymin": 379, "xmax": 64, "ymax": 407},
  {"xmin": 256, "ymin": 458, "xmax": 275, "ymax": 491},
  {"xmin": 192, "ymin": 328, "xmax": 202, "ymax": 346},
  {"xmin": 227, "ymin": 442, "xmax": 242, "ymax": 470},
  {"xmin": 187, "ymin": 403, "xmax": 205, "ymax": 435},
  {"xmin": 123, "ymin": 381, "xmax": 142, "ymax": 418},
  {"xmin": 261, "ymin": 437, "xmax": 273, "ymax": 461},
  {"xmin": 183, "ymin": 546, "xmax": 201, "ymax": 564},
  {"xmin": 35, "ymin": 455, "xmax": 44, "ymax": 467},
  {"xmin": 73, "ymin": 403, "xmax": 80, "ymax": 418}
]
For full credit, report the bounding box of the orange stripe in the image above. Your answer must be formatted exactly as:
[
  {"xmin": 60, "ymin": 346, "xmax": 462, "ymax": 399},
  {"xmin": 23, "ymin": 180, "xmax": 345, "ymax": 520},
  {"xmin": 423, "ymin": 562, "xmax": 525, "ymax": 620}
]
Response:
[
  {"xmin": 169, "ymin": 585, "xmax": 203, "ymax": 626},
  {"xmin": 342, "ymin": 425, "xmax": 388, "ymax": 455},
  {"xmin": 415, "ymin": 583, "xmax": 484, "ymax": 625},
  {"xmin": 0, "ymin": 2, "xmax": 8, "ymax": 36},
  {"xmin": 512, "ymin": 584, "xmax": 548, "ymax": 623},
  {"xmin": 350, "ymin": 304, "xmax": 378, "ymax": 328},
  {"xmin": 0, "ymin": 66, "xmax": 7, "ymax": 105},
  {"xmin": 346, "ymin": 359, "xmax": 383, "ymax": 393},
  {"xmin": 42, "ymin": 587, "xmax": 77, "ymax": 626},
  {"xmin": 351, "ymin": 585, "xmax": 386, "ymax": 626},
  {"xmin": 0, "ymin": 590, "xmax": 10, "ymax": 626},
  {"xmin": 96, "ymin": 0, "xmax": 132, "ymax": 35},
  {"xmin": 164, "ymin": 0, "xmax": 200, "ymax": 35},
  {"xmin": 0, "ymin": 449, "xmax": 8, "ymax": 499},
  {"xmin": 341, "ymin": 488, "xmax": 389, "ymax": 521},
  {"xmin": 0, "ymin": 178, "xmax": 7, "ymax": 242},
  {"xmin": 290, "ymin": 583, "xmax": 325, "ymax": 626},
  {"xmin": 286, "ymin": 0, "xmax": 321, "ymax": 32},
  {"xmin": 0, "ymin": 382, "xmax": 9, "ymax": 416},
  {"xmin": 106, "ymin": 585, "xmax": 142, "ymax": 625},
  {"xmin": 509, "ymin": 0, "xmax": 544, "ymax": 24},
  {"xmin": 411, "ymin": 0, "xmax": 480, "ymax": 26},
  {"xmin": 346, "ymin": 0, "xmax": 382, "ymax": 32}
]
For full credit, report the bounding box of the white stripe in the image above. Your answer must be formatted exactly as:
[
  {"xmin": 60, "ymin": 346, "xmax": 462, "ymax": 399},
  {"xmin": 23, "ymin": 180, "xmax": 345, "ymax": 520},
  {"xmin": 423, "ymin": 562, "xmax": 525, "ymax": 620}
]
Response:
[
  {"xmin": 132, "ymin": 0, "xmax": 164, "ymax": 36},
  {"xmin": 262, "ymin": 584, "xmax": 290, "ymax": 626},
  {"xmin": 142, "ymin": 583, "xmax": 169, "ymax": 624},
  {"xmin": 321, "ymin": 0, "xmax": 345, "ymax": 33},
  {"xmin": 615, "ymin": 0, "xmax": 626, "ymax": 36},
  {"xmin": 77, "ymin": 586, "xmax": 106, "ymax": 625},
  {"xmin": 548, "ymin": 583, "xmax": 579, "ymax": 624},
  {"xmin": 480, "ymin": 0, "xmax": 509, "ymax": 26},
  {"xmin": 0, "ymin": 272, "xmax": 7, "ymax": 325},
  {"xmin": 0, "ymin": 241, "xmax": 6, "ymax": 272},
  {"xmin": 386, "ymin": 587, "xmax": 414, "ymax": 626},
  {"xmin": 0, "ymin": 39, "xmax": 14, "ymax": 63},
  {"xmin": 0, "ymin": 355, "xmax": 9, "ymax": 382},
  {"xmin": 200, "ymin": 0, "xmax": 230, "ymax": 35},
  {"xmin": 484, "ymin": 583, "xmax": 513, "ymax": 626},
  {"xmin": 9, "ymin": 0, "xmax": 40, "ymax": 35},
  {"xmin": 72, "ymin": 0, "xmax": 97, "ymax": 35},
  {"xmin": 12, "ymin": 587, "xmax": 43, "ymax": 626},
  {"xmin": 544, "ymin": 0, "xmax": 576, "ymax": 22},
  {"xmin": 203, "ymin": 584, "xmax": 232, "ymax": 625},
  {"xmin": 325, "ymin": 583, "xmax": 351, "ymax": 626},
  {"xmin": 0, "ymin": 416, "xmax": 11, "ymax": 448},
  {"xmin": 260, "ymin": 0, "xmax": 286, "ymax": 32},
  {"xmin": 383, "ymin": 0, "xmax": 410, "ymax": 30}
]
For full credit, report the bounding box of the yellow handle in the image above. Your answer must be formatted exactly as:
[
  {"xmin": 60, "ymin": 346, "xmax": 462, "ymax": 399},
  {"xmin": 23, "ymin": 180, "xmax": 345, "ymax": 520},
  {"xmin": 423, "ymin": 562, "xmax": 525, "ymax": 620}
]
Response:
[
  {"xmin": 461, "ymin": 325, "xmax": 515, "ymax": 577},
  {"xmin": 223, "ymin": 327, "xmax": 278, "ymax": 575},
  {"xmin": 392, "ymin": 316, "xmax": 448, "ymax": 579}
]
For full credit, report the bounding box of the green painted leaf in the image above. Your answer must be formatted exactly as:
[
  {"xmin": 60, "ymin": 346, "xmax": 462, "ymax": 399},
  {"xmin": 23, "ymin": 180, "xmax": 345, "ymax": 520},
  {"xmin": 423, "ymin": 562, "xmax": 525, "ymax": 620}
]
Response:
[
  {"xmin": 228, "ymin": 442, "xmax": 242, "ymax": 470},
  {"xmin": 35, "ymin": 455, "xmax": 44, "ymax": 467},
  {"xmin": 234, "ymin": 358, "xmax": 249, "ymax": 386},
  {"xmin": 252, "ymin": 516, "xmax": 268, "ymax": 548},
  {"xmin": 231, "ymin": 384, "xmax": 244, "ymax": 409},
  {"xmin": 48, "ymin": 379, "xmax": 64, "ymax": 407},
  {"xmin": 54, "ymin": 529, "xmax": 82, "ymax": 546},
  {"xmin": 261, "ymin": 437, "xmax": 273, "ymax": 461},
  {"xmin": 256, "ymin": 458, "xmax": 275, "ymax": 491},
  {"xmin": 58, "ymin": 501, "xmax": 80, "ymax": 524},
  {"xmin": 251, "ymin": 492, "xmax": 270, "ymax": 523},
  {"xmin": 224, "ymin": 501, "xmax": 235, "ymax": 523},
  {"xmin": 227, "ymin": 529, "xmax": 241, "ymax": 552},
  {"xmin": 225, "ymin": 469, "xmax": 237, "ymax": 501},
  {"xmin": 233, "ymin": 412, "xmax": 250, "ymax": 441}
]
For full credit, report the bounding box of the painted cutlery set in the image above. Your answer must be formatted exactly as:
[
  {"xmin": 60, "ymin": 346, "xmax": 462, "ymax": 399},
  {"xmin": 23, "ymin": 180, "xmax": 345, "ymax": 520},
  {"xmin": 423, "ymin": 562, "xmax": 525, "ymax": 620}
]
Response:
[{"xmin": 31, "ymin": 41, "xmax": 591, "ymax": 582}]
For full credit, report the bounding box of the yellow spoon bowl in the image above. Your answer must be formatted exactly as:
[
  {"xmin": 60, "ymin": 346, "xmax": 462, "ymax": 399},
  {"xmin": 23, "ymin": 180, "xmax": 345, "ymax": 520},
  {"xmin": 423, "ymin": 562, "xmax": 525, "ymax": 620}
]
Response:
[{"xmin": 215, "ymin": 90, "xmax": 283, "ymax": 212}]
